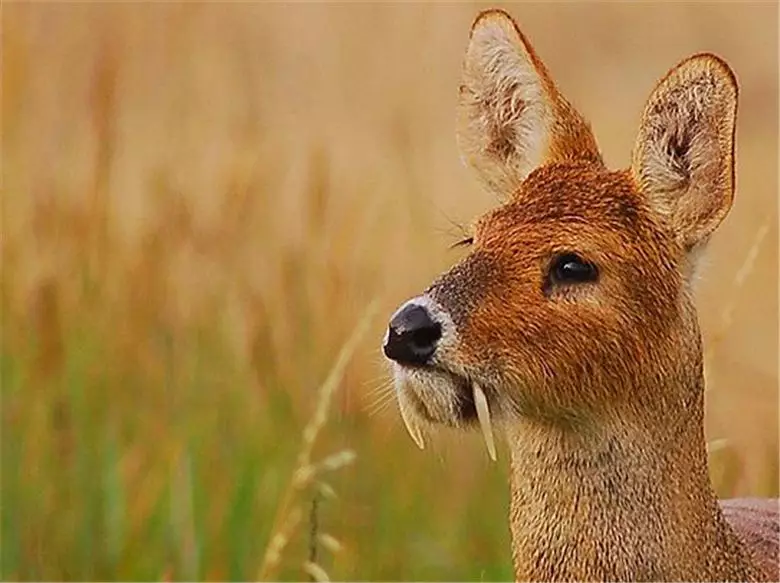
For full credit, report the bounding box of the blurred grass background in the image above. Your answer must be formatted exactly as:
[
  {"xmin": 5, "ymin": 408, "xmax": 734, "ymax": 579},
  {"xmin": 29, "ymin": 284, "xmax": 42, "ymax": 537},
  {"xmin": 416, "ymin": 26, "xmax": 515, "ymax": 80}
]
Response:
[{"xmin": 2, "ymin": 3, "xmax": 778, "ymax": 581}]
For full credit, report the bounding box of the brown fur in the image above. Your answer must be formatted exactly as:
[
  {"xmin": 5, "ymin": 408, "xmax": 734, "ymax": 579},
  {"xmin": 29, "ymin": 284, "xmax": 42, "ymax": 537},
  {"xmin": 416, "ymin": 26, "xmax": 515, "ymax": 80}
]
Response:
[{"xmin": 385, "ymin": 8, "xmax": 780, "ymax": 582}]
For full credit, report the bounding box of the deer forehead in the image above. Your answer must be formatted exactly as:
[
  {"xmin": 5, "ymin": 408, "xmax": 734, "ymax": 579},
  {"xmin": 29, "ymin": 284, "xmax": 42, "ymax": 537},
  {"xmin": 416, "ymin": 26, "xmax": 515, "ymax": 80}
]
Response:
[
  {"xmin": 424, "ymin": 163, "xmax": 683, "ymax": 335},
  {"xmin": 473, "ymin": 163, "xmax": 658, "ymax": 255}
]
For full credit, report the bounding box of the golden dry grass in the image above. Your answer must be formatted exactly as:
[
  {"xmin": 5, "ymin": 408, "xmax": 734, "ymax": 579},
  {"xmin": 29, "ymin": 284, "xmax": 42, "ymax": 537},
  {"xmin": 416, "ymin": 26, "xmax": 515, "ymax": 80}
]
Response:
[{"xmin": 2, "ymin": 3, "xmax": 778, "ymax": 580}]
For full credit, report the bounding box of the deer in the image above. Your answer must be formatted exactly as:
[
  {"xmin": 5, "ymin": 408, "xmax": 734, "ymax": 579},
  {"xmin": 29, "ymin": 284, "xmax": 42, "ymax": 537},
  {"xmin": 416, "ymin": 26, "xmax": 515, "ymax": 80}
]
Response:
[{"xmin": 381, "ymin": 9, "xmax": 779, "ymax": 582}]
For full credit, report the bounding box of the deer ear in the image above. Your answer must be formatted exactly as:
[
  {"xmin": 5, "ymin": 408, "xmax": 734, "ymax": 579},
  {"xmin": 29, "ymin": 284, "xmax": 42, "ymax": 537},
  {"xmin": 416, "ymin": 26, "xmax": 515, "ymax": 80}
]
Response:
[
  {"xmin": 631, "ymin": 54, "xmax": 738, "ymax": 252},
  {"xmin": 456, "ymin": 10, "xmax": 602, "ymax": 198}
]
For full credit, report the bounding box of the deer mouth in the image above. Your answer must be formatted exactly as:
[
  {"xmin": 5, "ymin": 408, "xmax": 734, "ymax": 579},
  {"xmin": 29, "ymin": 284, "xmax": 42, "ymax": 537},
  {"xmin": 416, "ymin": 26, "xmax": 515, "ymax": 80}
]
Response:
[{"xmin": 392, "ymin": 364, "xmax": 498, "ymax": 461}]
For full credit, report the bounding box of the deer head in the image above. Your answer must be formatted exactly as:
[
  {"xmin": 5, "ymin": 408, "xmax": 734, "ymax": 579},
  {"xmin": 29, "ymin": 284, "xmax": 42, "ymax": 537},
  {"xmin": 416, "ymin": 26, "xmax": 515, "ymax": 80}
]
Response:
[{"xmin": 383, "ymin": 9, "xmax": 738, "ymax": 458}]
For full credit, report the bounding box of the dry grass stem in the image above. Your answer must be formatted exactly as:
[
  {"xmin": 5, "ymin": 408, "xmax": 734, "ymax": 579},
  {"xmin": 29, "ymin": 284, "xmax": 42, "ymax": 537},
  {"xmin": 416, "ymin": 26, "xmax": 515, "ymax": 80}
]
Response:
[
  {"xmin": 257, "ymin": 300, "xmax": 379, "ymax": 580},
  {"xmin": 318, "ymin": 534, "xmax": 343, "ymax": 554},
  {"xmin": 703, "ymin": 218, "xmax": 772, "ymax": 393},
  {"xmin": 303, "ymin": 561, "xmax": 331, "ymax": 582}
]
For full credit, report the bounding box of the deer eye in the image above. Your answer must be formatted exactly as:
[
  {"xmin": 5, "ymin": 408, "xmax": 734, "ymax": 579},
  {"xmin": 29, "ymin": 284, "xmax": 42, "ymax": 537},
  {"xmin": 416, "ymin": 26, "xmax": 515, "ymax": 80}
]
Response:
[{"xmin": 549, "ymin": 253, "xmax": 599, "ymax": 285}]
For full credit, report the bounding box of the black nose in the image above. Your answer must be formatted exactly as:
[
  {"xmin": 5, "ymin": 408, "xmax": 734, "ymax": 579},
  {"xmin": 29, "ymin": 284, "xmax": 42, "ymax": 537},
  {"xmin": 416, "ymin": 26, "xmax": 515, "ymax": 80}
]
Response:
[{"xmin": 383, "ymin": 304, "xmax": 442, "ymax": 366}]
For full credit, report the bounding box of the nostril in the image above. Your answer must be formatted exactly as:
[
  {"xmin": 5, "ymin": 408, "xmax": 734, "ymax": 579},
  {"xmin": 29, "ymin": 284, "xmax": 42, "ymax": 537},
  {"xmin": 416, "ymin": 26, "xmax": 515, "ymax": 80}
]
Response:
[
  {"xmin": 383, "ymin": 303, "xmax": 442, "ymax": 366},
  {"xmin": 409, "ymin": 323, "xmax": 441, "ymax": 350}
]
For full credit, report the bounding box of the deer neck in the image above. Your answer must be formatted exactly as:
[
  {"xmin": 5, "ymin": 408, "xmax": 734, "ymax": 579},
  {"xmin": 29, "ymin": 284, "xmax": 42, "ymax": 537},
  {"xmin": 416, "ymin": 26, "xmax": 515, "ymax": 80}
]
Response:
[{"xmin": 504, "ymin": 389, "xmax": 758, "ymax": 582}]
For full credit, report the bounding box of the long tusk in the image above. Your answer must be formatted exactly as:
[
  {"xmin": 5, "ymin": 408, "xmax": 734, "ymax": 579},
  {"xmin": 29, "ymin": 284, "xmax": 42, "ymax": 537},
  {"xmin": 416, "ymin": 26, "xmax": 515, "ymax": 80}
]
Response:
[
  {"xmin": 395, "ymin": 377, "xmax": 425, "ymax": 450},
  {"xmin": 398, "ymin": 399, "xmax": 425, "ymax": 450},
  {"xmin": 473, "ymin": 383, "xmax": 497, "ymax": 461}
]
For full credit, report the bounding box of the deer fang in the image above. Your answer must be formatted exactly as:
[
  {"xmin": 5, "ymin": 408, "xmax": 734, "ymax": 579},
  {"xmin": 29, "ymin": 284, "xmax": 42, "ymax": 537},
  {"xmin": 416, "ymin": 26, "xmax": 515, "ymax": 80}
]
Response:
[
  {"xmin": 397, "ymin": 382, "xmax": 425, "ymax": 449},
  {"xmin": 473, "ymin": 383, "xmax": 497, "ymax": 461}
]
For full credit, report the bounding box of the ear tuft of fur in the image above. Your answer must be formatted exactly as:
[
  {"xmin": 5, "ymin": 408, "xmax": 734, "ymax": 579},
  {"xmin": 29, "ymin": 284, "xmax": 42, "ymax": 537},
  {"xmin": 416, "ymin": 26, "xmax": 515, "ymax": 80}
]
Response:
[
  {"xmin": 631, "ymin": 53, "xmax": 738, "ymax": 252},
  {"xmin": 456, "ymin": 9, "xmax": 602, "ymax": 198}
]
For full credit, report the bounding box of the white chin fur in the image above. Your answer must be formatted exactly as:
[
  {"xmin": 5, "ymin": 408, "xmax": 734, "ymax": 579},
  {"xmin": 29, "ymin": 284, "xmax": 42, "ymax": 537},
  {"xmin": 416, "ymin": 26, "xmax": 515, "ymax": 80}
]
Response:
[{"xmin": 393, "ymin": 365, "xmax": 497, "ymax": 462}]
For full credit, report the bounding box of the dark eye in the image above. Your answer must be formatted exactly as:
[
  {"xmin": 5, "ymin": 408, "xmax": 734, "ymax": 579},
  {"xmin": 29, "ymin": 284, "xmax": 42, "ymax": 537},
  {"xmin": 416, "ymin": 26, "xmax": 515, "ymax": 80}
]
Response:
[{"xmin": 549, "ymin": 253, "xmax": 599, "ymax": 285}]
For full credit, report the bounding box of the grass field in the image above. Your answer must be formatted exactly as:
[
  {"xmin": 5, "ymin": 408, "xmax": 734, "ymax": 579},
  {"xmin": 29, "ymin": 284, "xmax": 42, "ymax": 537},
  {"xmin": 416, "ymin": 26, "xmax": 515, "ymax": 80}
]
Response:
[{"xmin": 2, "ymin": 3, "xmax": 778, "ymax": 581}]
